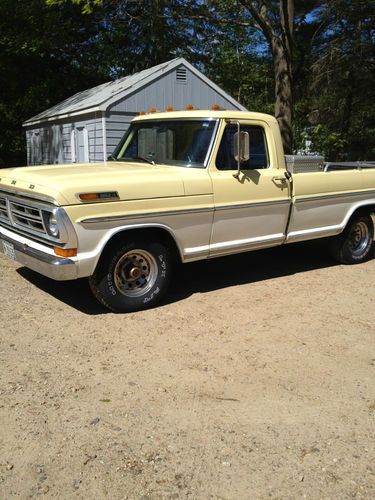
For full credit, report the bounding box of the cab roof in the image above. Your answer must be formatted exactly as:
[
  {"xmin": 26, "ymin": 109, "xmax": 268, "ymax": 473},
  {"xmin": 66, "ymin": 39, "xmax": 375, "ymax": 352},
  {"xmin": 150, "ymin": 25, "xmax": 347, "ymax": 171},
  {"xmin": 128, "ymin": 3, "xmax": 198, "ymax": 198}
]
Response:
[{"xmin": 132, "ymin": 110, "xmax": 278, "ymax": 124}]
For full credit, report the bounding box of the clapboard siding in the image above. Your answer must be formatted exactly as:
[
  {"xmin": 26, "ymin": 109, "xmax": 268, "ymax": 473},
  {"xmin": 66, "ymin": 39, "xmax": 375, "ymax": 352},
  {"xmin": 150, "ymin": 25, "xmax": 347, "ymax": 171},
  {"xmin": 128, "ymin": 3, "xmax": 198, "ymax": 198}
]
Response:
[
  {"xmin": 25, "ymin": 115, "xmax": 104, "ymax": 165},
  {"xmin": 25, "ymin": 59, "xmax": 245, "ymax": 165},
  {"xmin": 109, "ymin": 66, "xmax": 237, "ymax": 114},
  {"xmin": 106, "ymin": 113, "xmax": 133, "ymax": 154}
]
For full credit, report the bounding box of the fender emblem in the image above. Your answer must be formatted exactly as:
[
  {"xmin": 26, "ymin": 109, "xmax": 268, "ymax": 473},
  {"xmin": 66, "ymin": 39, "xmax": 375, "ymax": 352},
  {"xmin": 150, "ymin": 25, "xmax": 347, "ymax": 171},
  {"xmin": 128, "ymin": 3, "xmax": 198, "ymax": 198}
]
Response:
[{"xmin": 29, "ymin": 184, "xmax": 35, "ymax": 189}]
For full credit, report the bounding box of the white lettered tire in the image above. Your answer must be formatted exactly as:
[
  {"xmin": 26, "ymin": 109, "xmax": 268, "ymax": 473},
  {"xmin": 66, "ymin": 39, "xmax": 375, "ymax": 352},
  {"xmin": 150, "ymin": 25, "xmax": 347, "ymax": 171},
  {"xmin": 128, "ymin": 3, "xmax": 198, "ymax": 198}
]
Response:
[
  {"xmin": 89, "ymin": 237, "xmax": 172, "ymax": 312},
  {"xmin": 329, "ymin": 213, "xmax": 374, "ymax": 264}
]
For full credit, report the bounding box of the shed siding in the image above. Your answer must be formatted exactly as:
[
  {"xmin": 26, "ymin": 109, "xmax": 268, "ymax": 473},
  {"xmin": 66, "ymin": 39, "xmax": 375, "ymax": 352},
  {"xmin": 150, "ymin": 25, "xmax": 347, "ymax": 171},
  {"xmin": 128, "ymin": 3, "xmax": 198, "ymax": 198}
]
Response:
[
  {"xmin": 26, "ymin": 115, "xmax": 104, "ymax": 165},
  {"xmin": 26, "ymin": 130, "xmax": 32, "ymax": 165},
  {"xmin": 85, "ymin": 115, "xmax": 103, "ymax": 163},
  {"xmin": 106, "ymin": 113, "xmax": 134, "ymax": 155},
  {"xmin": 25, "ymin": 125, "xmax": 63, "ymax": 166},
  {"xmin": 25, "ymin": 62, "xmax": 245, "ymax": 165},
  {"xmin": 65, "ymin": 115, "xmax": 103, "ymax": 163},
  {"xmin": 109, "ymin": 66, "xmax": 239, "ymax": 114}
]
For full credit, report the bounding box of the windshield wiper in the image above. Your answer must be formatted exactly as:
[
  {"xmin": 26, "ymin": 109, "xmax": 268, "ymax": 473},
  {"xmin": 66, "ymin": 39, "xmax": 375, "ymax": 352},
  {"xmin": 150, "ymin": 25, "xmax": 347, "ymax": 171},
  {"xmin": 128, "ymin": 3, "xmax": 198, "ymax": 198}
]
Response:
[
  {"xmin": 135, "ymin": 155, "xmax": 155, "ymax": 166},
  {"xmin": 111, "ymin": 155, "xmax": 156, "ymax": 165}
]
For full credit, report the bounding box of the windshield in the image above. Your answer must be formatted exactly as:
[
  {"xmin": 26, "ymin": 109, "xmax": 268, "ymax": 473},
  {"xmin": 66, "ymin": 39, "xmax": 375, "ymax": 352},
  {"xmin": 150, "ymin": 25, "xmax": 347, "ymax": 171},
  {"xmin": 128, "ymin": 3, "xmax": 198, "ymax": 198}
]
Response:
[{"xmin": 113, "ymin": 119, "xmax": 218, "ymax": 168}]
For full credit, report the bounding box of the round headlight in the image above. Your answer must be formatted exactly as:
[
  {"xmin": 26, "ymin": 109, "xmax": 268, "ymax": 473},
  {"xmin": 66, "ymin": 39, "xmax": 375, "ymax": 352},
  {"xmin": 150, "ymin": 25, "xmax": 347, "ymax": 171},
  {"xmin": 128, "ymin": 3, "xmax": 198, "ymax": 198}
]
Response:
[{"xmin": 48, "ymin": 213, "xmax": 59, "ymax": 237}]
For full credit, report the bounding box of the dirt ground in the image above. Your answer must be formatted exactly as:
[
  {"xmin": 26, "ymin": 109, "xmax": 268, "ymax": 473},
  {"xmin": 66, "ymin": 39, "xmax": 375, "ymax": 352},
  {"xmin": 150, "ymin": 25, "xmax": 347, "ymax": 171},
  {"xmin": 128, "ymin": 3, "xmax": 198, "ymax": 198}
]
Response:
[{"xmin": 0, "ymin": 240, "xmax": 374, "ymax": 499}]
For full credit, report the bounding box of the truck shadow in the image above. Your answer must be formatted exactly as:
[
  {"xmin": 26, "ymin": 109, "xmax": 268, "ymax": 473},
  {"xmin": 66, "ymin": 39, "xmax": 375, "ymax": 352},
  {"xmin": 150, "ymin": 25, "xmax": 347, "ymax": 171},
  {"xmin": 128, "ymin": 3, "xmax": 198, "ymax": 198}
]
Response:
[
  {"xmin": 167, "ymin": 240, "xmax": 337, "ymax": 306},
  {"xmin": 16, "ymin": 239, "xmax": 339, "ymax": 315}
]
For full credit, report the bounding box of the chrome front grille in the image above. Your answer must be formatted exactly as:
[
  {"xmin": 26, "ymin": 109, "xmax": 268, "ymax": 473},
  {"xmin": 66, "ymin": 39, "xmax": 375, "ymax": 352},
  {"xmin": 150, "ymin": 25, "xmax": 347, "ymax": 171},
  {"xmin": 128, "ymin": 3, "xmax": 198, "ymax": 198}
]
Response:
[
  {"xmin": 0, "ymin": 190, "xmax": 53, "ymax": 241},
  {"xmin": 0, "ymin": 194, "xmax": 10, "ymax": 223},
  {"xmin": 0, "ymin": 189, "xmax": 75, "ymax": 248},
  {"xmin": 8, "ymin": 200, "xmax": 46, "ymax": 234}
]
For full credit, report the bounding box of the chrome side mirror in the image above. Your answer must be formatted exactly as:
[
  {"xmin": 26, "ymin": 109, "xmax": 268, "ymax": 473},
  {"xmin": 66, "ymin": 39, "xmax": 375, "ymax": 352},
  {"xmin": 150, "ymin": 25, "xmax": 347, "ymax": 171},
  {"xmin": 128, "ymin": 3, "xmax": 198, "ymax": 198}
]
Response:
[{"xmin": 233, "ymin": 128, "xmax": 250, "ymax": 178}]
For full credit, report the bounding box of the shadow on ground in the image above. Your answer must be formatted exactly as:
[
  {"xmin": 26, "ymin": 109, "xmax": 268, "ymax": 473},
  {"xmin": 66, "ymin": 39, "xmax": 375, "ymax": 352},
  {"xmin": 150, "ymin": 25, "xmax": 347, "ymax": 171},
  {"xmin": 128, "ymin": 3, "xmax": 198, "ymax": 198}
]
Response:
[{"xmin": 17, "ymin": 240, "xmax": 338, "ymax": 315}]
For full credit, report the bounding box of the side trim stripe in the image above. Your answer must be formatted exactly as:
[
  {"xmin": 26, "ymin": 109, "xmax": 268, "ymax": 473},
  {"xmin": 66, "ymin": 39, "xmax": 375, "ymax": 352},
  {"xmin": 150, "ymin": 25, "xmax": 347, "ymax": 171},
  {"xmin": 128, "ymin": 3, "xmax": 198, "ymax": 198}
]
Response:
[
  {"xmin": 287, "ymin": 224, "xmax": 341, "ymax": 239},
  {"xmin": 82, "ymin": 207, "xmax": 213, "ymax": 224},
  {"xmin": 215, "ymin": 199, "xmax": 289, "ymax": 211},
  {"xmin": 185, "ymin": 233, "xmax": 284, "ymax": 255},
  {"xmin": 295, "ymin": 189, "xmax": 375, "ymax": 203},
  {"xmin": 81, "ymin": 199, "xmax": 290, "ymax": 224}
]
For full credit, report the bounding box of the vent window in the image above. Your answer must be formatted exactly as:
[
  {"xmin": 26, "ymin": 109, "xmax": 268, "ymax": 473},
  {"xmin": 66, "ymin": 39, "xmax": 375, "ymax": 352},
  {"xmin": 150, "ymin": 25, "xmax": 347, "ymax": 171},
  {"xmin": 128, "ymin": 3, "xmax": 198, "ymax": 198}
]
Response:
[{"xmin": 176, "ymin": 68, "xmax": 187, "ymax": 83}]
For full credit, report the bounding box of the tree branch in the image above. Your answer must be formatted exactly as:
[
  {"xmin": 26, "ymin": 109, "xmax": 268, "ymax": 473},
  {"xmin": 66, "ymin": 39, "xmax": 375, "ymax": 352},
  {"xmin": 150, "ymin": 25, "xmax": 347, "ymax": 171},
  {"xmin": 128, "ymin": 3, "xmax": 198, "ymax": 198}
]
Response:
[
  {"xmin": 281, "ymin": 0, "xmax": 294, "ymax": 51},
  {"xmin": 238, "ymin": 0, "xmax": 275, "ymax": 44},
  {"xmin": 157, "ymin": 13, "xmax": 254, "ymax": 27}
]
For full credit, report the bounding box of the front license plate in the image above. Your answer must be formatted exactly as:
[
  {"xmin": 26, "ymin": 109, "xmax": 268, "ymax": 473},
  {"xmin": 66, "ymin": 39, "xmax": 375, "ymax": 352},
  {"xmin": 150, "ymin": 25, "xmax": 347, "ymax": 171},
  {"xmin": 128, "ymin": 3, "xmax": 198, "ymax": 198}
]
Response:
[{"xmin": 1, "ymin": 240, "xmax": 16, "ymax": 261}]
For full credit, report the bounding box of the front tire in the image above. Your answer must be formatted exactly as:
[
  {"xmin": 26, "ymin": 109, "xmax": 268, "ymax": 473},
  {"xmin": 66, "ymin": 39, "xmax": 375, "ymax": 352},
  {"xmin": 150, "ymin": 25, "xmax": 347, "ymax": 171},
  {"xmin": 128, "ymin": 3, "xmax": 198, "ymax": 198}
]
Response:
[
  {"xmin": 329, "ymin": 214, "xmax": 374, "ymax": 264},
  {"xmin": 89, "ymin": 237, "xmax": 172, "ymax": 312}
]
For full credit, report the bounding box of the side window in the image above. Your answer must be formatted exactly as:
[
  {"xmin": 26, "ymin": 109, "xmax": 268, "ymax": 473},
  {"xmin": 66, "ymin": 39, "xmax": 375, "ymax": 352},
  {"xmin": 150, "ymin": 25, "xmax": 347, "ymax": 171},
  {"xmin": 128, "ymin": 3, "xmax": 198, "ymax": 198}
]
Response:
[{"xmin": 216, "ymin": 125, "xmax": 269, "ymax": 170}]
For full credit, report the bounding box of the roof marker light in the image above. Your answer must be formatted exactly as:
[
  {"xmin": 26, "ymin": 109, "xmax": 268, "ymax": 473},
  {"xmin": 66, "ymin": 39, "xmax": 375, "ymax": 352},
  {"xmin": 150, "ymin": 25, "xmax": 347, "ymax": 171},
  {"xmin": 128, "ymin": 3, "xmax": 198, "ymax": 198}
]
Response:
[
  {"xmin": 185, "ymin": 104, "xmax": 194, "ymax": 110},
  {"xmin": 148, "ymin": 107, "xmax": 157, "ymax": 113},
  {"xmin": 211, "ymin": 104, "xmax": 221, "ymax": 110},
  {"xmin": 165, "ymin": 105, "xmax": 174, "ymax": 112}
]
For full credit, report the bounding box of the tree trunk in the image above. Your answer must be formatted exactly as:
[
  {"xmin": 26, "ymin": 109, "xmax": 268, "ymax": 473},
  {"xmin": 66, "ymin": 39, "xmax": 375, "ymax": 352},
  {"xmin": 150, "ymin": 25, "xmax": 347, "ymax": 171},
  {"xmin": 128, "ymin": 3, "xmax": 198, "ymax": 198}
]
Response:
[
  {"xmin": 239, "ymin": 0, "xmax": 294, "ymax": 154},
  {"xmin": 272, "ymin": 38, "xmax": 293, "ymax": 154}
]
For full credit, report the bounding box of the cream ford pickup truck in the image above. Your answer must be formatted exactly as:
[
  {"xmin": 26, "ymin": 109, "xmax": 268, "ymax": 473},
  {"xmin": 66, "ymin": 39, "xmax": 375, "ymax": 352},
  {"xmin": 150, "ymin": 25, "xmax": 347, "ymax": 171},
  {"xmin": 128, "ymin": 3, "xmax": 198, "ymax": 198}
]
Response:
[{"xmin": 1, "ymin": 111, "xmax": 374, "ymax": 312}]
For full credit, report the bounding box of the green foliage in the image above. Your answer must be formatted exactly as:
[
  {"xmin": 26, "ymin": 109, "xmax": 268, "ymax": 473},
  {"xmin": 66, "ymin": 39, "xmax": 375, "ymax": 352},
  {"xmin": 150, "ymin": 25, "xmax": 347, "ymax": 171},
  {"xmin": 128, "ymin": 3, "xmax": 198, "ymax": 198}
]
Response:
[
  {"xmin": 302, "ymin": 0, "xmax": 375, "ymax": 160},
  {"xmin": 1, "ymin": 0, "xmax": 374, "ymax": 164},
  {"xmin": 305, "ymin": 125, "xmax": 348, "ymax": 160},
  {"xmin": 46, "ymin": 0, "xmax": 104, "ymax": 14},
  {"xmin": 0, "ymin": 0, "xmax": 109, "ymax": 165}
]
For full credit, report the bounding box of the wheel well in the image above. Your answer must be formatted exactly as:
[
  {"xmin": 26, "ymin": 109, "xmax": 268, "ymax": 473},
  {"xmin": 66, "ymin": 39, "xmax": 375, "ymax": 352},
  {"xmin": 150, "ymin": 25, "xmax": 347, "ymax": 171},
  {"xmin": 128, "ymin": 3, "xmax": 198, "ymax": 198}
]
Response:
[
  {"xmin": 99, "ymin": 227, "xmax": 182, "ymax": 264},
  {"xmin": 346, "ymin": 205, "xmax": 375, "ymax": 239},
  {"xmin": 350, "ymin": 205, "xmax": 375, "ymax": 225}
]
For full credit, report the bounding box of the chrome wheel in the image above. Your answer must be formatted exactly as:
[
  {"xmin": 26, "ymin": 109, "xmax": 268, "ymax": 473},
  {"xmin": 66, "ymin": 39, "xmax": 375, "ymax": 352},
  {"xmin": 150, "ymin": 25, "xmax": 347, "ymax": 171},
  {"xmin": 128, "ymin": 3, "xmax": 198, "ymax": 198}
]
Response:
[
  {"xmin": 329, "ymin": 214, "xmax": 373, "ymax": 264},
  {"xmin": 114, "ymin": 249, "xmax": 158, "ymax": 297},
  {"xmin": 348, "ymin": 221, "xmax": 370, "ymax": 256},
  {"xmin": 90, "ymin": 237, "xmax": 172, "ymax": 313}
]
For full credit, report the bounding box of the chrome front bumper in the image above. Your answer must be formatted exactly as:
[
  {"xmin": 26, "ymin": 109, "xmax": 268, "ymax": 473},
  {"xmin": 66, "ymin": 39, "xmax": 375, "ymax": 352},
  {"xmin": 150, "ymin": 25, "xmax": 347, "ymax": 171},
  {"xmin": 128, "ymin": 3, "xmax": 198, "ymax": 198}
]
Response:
[{"xmin": 0, "ymin": 232, "xmax": 78, "ymax": 281}]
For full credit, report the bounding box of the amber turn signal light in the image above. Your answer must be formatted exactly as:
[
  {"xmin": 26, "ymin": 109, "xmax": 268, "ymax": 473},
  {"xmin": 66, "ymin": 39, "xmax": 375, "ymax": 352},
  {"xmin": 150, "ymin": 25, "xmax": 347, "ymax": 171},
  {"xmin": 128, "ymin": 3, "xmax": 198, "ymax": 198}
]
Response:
[
  {"xmin": 54, "ymin": 247, "xmax": 77, "ymax": 258},
  {"xmin": 79, "ymin": 192, "xmax": 119, "ymax": 201},
  {"xmin": 79, "ymin": 193, "xmax": 98, "ymax": 200}
]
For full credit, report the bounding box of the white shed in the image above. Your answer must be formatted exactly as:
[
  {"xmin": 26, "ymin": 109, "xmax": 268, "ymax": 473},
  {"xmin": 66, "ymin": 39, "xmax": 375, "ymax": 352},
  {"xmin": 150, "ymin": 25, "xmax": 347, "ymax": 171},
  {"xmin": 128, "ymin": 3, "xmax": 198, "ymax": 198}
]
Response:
[{"xmin": 23, "ymin": 57, "xmax": 246, "ymax": 165}]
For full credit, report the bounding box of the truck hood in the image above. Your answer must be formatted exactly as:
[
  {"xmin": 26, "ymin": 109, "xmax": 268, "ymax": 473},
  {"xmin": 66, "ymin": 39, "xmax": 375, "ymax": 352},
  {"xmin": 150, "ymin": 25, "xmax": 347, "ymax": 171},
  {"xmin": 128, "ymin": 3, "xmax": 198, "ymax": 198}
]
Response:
[{"xmin": 0, "ymin": 162, "xmax": 186, "ymax": 205}]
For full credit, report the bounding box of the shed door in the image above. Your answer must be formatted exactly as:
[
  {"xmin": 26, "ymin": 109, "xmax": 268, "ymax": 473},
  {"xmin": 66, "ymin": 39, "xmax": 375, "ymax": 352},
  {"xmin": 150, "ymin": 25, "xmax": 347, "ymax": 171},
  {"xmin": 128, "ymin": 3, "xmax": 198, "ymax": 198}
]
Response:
[
  {"xmin": 31, "ymin": 132, "xmax": 42, "ymax": 165},
  {"xmin": 71, "ymin": 127, "xmax": 89, "ymax": 163},
  {"xmin": 51, "ymin": 125, "xmax": 63, "ymax": 164}
]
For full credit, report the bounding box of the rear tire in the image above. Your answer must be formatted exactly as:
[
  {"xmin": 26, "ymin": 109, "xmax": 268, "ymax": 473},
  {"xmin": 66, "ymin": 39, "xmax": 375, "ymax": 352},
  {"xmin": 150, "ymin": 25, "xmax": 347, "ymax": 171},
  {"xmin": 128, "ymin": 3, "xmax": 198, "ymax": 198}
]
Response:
[
  {"xmin": 89, "ymin": 237, "xmax": 172, "ymax": 313},
  {"xmin": 329, "ymin": 214, "xmax": 374, "ymax": 264}
]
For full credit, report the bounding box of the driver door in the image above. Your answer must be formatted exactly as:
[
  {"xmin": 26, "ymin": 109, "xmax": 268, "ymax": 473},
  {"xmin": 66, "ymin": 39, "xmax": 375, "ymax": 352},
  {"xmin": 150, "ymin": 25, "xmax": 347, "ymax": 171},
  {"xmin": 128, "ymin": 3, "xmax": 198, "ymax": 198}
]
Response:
[{"xmin": 208, "ymin": 120, "xmax": 290, "ymax": 256}]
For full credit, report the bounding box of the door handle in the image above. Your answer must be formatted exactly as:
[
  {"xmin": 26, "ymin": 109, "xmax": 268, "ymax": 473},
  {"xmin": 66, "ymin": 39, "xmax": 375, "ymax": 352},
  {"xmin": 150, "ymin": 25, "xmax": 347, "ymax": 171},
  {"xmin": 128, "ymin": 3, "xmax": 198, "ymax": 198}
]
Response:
[{"xmin": 272, "ymin": 176, "xmax": 288, "ymax": 182}]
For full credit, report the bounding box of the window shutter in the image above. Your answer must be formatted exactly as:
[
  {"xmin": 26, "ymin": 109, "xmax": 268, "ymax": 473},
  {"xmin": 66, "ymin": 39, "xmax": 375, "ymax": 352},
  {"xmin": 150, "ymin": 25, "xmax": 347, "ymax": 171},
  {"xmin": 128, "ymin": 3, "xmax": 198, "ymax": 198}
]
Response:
[{"xmin": 176, "ymin": 68, "xmax": 187, "ymax": 83}]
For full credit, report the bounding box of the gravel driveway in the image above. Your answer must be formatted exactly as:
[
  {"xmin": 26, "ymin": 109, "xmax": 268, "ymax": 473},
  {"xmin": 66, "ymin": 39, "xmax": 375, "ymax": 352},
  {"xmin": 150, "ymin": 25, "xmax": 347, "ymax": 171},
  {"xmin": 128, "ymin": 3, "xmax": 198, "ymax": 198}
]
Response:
[{"xmin": 1, "ymin": 240, "xmax": 374, "ymax": 499}]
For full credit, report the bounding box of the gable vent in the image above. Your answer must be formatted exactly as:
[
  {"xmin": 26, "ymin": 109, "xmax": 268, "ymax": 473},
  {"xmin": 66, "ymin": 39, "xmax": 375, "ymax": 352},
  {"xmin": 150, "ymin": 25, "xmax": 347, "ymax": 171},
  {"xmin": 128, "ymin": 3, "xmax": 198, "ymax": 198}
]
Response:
[{"xmin": 176, "ymin": 68, "xmax": 187, "ymax": 83}]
